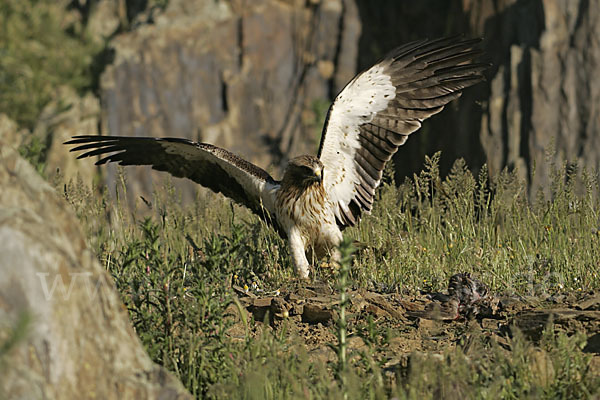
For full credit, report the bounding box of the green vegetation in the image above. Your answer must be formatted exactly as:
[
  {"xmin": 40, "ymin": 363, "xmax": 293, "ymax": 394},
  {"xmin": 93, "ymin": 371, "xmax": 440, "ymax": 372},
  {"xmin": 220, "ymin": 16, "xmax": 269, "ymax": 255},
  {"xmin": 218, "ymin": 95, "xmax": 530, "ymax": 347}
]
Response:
[
  {"xmin": 63, "ymin": 153, "xmax": 600, "ymax": 399},
  {"xmin": 394, "ymin": 328, "xmax": 596, "ymax": 399},
  {"xmin": 1, "ymin": 0, "xmax": 172, "ymax": 174},
  {"xmin": 0, "ymin": 312, "xmax": 32, "ymax": 399},
  {"xmin": 0, "ymin": 312, "xmax": 31, "ymax": 366},
  {"xmin": 352, "ymin": 152, "xmax": 600, "ymax": 295},
  {"xmin": 18, "ymin": 135, "xmax": 48, "ymax": 178},
  {"xmin": 0, "ymin": 0, "xmax": 101, "ymax": 129}
]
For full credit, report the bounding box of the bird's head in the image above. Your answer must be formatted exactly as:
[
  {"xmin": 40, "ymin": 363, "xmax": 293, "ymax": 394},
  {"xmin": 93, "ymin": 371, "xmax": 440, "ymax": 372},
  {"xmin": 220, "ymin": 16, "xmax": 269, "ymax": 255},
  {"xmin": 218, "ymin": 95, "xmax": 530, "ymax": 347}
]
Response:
[{"xmin": 283, "ymin": 155, "xmax": 324, "ymax": 187}]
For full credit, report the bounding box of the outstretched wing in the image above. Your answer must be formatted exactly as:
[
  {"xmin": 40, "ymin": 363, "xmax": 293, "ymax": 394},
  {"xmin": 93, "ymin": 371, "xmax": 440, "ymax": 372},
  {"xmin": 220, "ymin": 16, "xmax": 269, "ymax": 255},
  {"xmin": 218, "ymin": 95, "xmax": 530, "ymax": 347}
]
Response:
[
  {"xmin": 318, "ymin": 37, "xmax": 487, "ymax": 227},
  {"xmin": 65, "ymin": 135, "xmax": 282, "ymax": 232}
]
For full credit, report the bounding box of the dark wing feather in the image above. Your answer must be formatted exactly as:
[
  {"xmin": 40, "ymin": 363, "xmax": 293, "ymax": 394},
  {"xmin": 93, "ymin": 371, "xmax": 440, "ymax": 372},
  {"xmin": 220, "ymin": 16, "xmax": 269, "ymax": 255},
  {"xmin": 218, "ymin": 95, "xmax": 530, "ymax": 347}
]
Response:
[
  {"xmin": 65, "ymin": 135, "xmax": 282, "ymax": 234},
  {"xmin": 317, "ymin": 37, "xmax": 488, "ymax": 227}
]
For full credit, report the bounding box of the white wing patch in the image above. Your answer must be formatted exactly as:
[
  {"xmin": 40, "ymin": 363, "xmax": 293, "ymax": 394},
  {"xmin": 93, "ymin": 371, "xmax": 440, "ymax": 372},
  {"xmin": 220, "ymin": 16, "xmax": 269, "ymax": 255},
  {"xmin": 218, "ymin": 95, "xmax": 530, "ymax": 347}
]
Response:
[{"xmin": 319, "ymin": 64, "xmax": 396, "ymax": 222}]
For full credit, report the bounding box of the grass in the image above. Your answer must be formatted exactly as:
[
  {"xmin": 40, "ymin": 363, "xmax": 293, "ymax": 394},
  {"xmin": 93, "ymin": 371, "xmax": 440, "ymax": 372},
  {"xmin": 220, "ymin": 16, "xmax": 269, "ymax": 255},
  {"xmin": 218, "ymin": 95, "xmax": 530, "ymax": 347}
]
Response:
[
  {"xmin": 0, "ymin": 0, "xmax": 101, "ymax": 130},
  {"xmin": 393, "ymin": 328, "xmax": 595, "ymax": 399},
  {"xmin": 352, "ymin": 153, "xmax": 600, "ymax": 295},
  {"xmin": 0, "ymin": 0, "xmax": 171, "ymax": 132},
  {"xmin": 61, "ymin": 152, "xmax": 600, "ymax": 399}
]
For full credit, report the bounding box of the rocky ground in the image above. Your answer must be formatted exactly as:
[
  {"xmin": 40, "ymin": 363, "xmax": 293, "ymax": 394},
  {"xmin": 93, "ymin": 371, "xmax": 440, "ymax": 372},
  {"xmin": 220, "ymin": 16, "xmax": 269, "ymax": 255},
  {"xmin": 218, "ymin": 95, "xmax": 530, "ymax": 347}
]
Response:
[{"xmin": 230, "ymin": 276, "xmax": 600, "ymax": 375}]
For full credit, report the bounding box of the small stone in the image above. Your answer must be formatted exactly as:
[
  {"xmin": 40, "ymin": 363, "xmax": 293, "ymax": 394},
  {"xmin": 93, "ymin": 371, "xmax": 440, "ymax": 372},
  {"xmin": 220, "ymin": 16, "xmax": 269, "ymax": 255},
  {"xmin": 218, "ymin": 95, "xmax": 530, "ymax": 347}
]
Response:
[
  {"xmin": 575, "ymin": 294, "xmax": 600, "ymax": 311},
  {"xmin": 303, "ymin": 303, "xmax": 335, "ymax": 324},
  {"xmin": 253, "ymin": 297, "xmax": 273, "ymax": 308}
]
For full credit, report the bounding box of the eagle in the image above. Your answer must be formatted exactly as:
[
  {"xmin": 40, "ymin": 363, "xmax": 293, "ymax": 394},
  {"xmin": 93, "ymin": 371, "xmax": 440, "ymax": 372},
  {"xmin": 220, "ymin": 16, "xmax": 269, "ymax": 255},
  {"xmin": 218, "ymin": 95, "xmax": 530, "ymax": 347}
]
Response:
[{"xmin": 66, "ymin": 37, "xmax": 487, "ymax": 279}]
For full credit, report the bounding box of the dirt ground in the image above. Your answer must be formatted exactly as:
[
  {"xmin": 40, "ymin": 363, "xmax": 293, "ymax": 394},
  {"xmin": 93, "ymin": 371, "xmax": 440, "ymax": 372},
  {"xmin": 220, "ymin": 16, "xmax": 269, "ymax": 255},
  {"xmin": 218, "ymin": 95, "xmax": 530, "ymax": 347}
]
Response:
[{"xmin": 228, "ymin": 276, "xmax": 600, "ymax": 375}]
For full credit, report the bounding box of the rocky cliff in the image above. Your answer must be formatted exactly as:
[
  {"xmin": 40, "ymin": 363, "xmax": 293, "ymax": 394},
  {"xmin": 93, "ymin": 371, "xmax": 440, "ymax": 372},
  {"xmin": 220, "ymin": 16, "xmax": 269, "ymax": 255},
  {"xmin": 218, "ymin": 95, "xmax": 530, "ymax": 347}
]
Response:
[
  {"xmin": 357, "ymin": 0, "xmax": 600, "ymax": 192},
  {"xmin": 473, "ymin": 0, "xmax": 599, "ymax": 194},
  {"xmin": 0, "ymin": 146, "xmax": 191, "ymax": 399},
  {"xmin": 98, "ymin": 0, "xmax": 359, "ymax": 203}
]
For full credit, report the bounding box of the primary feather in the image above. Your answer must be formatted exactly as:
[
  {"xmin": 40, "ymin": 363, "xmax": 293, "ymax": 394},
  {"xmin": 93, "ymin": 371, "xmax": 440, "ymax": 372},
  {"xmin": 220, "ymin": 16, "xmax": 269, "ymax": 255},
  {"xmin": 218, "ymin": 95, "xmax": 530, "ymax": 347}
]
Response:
[{"xmin": 66, "ymin": 135, "xmax": 281, "ymax": 232}]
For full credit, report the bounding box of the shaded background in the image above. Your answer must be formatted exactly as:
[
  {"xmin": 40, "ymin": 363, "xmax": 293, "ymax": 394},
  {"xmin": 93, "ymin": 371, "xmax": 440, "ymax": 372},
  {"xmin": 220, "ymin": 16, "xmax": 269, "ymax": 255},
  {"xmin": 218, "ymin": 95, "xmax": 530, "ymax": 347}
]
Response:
[{"xmin": 1, "ymin": 0, "xmax": 598, "ymax": 202}]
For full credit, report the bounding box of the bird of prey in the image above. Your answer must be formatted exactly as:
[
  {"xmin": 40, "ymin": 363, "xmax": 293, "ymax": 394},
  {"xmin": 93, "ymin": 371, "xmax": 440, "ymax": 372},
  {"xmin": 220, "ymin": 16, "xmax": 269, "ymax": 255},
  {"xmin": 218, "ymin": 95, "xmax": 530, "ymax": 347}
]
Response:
[{"xmin": 66, "ymin": 37, "xmax": 487, "ymax": 279}]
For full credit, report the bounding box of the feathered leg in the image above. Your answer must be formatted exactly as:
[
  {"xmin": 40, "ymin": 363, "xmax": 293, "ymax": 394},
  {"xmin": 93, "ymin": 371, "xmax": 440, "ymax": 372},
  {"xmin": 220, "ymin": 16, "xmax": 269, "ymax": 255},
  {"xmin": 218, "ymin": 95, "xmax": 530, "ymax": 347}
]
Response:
[{"xmin": 288, "ymin": 227, "xmax": 310, "ymax": 279}]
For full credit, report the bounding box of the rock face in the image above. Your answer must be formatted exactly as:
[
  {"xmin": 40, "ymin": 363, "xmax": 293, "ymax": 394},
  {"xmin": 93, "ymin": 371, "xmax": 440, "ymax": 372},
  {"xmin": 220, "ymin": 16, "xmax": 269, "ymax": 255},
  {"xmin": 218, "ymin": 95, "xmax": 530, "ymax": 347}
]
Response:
[
  {"xmin": 0, "ymin": 147, "xmax": 191, "ymax": 399},
  {"xmin": 472, "ymin": 0, "xmax": 600, "ymax": 193},
  {"xmin": 33, "ymin": 86, "xmax": 100, "ymax": 186},
  {"xmin": 0, "ymin": 113, "xmax": 27, "ymax": 149},
  {"xmin": 355, "ymin": 0, "xmax": 488, "ymax": 181},
  {"xmin": 100, "ymin": 0, "xmax": 360, "ymax": 203},
  {"xmin": 357, "ymin": 0, "xmax": 600, "ymax": 191}
]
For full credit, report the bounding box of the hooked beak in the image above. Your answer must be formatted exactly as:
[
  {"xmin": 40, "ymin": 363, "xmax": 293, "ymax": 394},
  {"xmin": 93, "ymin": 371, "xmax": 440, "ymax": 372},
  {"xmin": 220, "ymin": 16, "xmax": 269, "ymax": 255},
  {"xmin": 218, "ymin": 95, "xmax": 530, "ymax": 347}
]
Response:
[{"xmin": 313, "ymin": 168, "xmax": 322, "ymax": 183}]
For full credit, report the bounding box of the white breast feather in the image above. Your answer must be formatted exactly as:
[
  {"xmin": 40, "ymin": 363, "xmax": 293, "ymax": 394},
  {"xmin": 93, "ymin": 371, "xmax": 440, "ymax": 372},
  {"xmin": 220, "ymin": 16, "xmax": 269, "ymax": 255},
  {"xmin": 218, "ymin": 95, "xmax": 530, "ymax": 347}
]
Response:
[{"xmin": 277, "ymin": 186, "xmax": 333, "ymax": 243}]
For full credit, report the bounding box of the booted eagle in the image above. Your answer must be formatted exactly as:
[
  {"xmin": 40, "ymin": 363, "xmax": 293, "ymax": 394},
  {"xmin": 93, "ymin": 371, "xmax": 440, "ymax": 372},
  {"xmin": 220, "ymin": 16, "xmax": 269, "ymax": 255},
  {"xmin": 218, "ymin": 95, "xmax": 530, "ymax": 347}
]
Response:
[{"xmin": 66, "ymin": 37, "xmax": 487, "ymax": 278}]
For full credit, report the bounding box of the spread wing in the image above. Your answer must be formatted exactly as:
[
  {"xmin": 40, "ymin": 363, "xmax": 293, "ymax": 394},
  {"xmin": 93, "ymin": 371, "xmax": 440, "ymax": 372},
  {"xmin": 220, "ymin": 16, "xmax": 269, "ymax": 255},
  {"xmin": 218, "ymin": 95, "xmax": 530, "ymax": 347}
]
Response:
[
  {"xmin": 65, "ymin": 135, "xmax": 282, "ymax": 233},
  {"xmin": 317, "ymin": 37, "xmax": 488, "ymax": 227}
]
